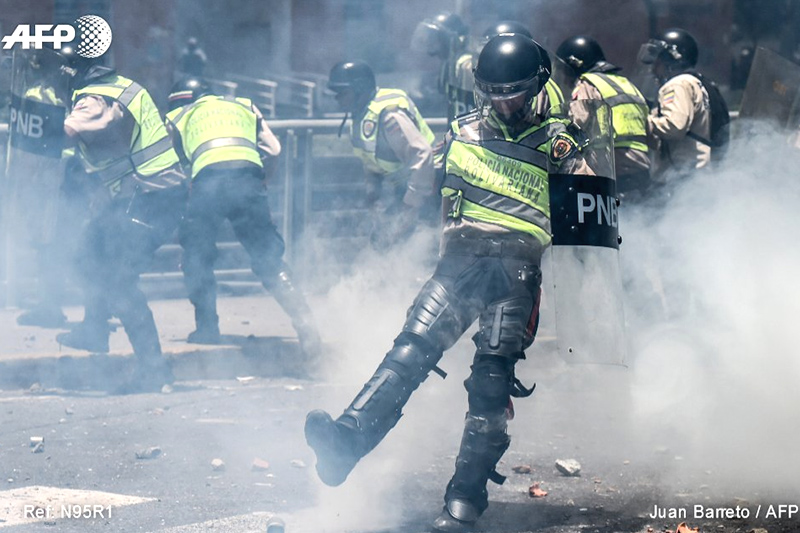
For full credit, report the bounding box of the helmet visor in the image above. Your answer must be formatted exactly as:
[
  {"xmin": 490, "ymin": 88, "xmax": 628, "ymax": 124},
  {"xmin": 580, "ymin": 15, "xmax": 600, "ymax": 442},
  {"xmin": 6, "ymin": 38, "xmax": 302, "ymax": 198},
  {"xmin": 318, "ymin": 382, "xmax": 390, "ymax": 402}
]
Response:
[
  {"xmin": 411, "ymin": 22, "xmax": 442, "ymax": 55},
  {"xmin": 638, "ymin": 40, "xmax": 667, "ymax": 65},
  {"xmin": 474, "ymin": 84, "xmax": 535, "ymax": 122}
]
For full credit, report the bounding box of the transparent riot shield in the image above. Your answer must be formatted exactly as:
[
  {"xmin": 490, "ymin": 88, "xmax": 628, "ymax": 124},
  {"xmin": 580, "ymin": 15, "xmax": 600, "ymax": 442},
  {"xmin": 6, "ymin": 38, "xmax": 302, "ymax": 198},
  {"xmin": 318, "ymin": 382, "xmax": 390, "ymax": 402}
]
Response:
[
  {"xmin": 739, "ymin": 47, "xmax": 800, "ymax": 129},
  {"xmin": 545, "ymin": 99, "xmax": 626, "ymax": 365},
  {"xmin": 2, "ymin": 48, "xmax": 70, "ymax": 307}
]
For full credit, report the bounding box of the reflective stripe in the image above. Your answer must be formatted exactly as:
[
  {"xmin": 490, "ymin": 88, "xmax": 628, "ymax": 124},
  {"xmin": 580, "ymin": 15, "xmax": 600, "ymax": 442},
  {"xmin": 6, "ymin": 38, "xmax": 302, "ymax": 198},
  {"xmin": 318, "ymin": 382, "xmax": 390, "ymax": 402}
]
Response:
[
  {"xmin": 92, "ymin": 135, "xmax": 176, "ymax": 182},
  {"xmin": 116, "ymin": 81, "xmax": 143, "ymax": 107},
  {"xmin": 458, "ymin": 137, "xmax": 548, "ymax": 168},
  {"xmin": 544, "ymin": 79, "xmax": 565, "ymax": 107},
  {"xmin": 615, "ymin": 134, "xmax": 647, "ymax": 144},
  {"xmin": 192, "ymin": 137, "xmax": 257, "ymax": 162},
  {"xmin": 581, "ymin": 72, "xmax": 649, "ymax": 154},
  {"xmin": 443, "ymin": 172, "xmax": 550, "ymax": 229},
  {"xmin": 604, "ymin": 92, "xmax": 646, "ymax": 107}
]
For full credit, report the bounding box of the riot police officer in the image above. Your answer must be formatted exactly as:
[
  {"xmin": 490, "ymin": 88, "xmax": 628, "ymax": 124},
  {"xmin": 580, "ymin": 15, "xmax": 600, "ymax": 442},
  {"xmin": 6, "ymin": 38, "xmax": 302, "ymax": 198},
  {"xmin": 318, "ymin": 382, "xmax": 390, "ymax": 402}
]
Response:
[
  {"xmin": 556, "ymin": 35, "xmax": 651, "ymax": 197},
  {"xmin": 305, "ymin": 34, "xmax": 589, "ymax": 532},
  {"xmin": 482, "ymin": 21, "xmax": 566, "ymax": 122},
  {"xmin": 638, "ymin": 28, "xmax": 715, "ymax": 181},
  {"xmin": 411, "ymin": 12, "xmax": 475, "ymax": 122},
  {"xmin": 165, "ymin": 77, "xmax": 321, "ymax": 355},
  {"xmin": 326, "ymin": 61, "xmax": 436, "ymax": 249},
  {"xmin": 55, "ymin": 44, "xmax": 188, "ymax": 393}
]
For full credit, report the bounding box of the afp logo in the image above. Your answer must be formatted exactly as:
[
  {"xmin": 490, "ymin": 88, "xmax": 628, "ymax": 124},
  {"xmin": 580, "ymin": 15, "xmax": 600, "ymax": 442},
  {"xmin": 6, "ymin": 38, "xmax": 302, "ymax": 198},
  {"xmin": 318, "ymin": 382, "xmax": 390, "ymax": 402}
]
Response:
[{"xmin": 1, "ymin": 15, "xmax": 112, "ymax": 58}]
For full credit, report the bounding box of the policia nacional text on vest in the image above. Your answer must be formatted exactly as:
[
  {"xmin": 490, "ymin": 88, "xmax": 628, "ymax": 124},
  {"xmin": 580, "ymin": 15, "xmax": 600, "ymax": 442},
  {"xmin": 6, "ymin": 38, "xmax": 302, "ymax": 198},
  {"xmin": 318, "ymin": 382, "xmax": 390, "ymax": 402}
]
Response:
[
  {"xmin": 442, "ymin": 110, "xmax": 578, "ymax": 247},
  {"xmin": 72, "ymin": 74, "xmax": 180, "ymax": 195},
  {"xmin": 166, "ymin": 95, "xmax": 262, "ymax": 178}
]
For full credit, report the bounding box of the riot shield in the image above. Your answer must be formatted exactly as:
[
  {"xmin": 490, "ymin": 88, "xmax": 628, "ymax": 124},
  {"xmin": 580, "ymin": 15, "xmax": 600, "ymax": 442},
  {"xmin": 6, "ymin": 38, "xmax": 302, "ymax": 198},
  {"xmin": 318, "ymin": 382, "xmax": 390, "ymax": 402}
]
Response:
[
  {"xmin": 739, "ymin": 47, "xmax": 800, "ymax": 129},
  {"xmin": 545, "ymin": 99, "xmax": 626, "ymax": 365},
  {"xmin": 2, "ymin": 48, "xmax": 70, "ymax": 306}
]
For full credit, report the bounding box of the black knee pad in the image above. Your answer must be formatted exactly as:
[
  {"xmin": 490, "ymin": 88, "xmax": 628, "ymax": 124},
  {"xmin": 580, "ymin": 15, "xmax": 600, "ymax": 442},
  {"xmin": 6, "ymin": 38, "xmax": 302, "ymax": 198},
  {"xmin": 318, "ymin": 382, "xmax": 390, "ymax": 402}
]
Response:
[
  {"xmin": 473, "ymin": 295, "xmax": 532, "ymax": 357},
  {"xmin": 382, "ymin": 333, "xmax": 442, "ymax": 384},
  {"xmin": 464, "ymin": 357, "xmax": 515, "ymax": 414},
  {"xmin": 402, "ymin": 278, "xmax": 469, "ymax": 351}
]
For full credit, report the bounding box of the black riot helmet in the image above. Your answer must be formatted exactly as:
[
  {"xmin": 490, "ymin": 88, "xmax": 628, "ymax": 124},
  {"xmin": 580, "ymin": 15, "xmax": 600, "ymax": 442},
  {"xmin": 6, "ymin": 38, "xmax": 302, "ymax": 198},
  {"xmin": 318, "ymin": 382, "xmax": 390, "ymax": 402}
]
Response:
[
  {"xmin": 482, "ymin": 20, "xmax": 531, "ymax": 41},
  {"xmin": 327, "ymin": 61, "xmax": 376, "ymax": 96},
  {"xmin": 555, "ymin": 35, "xmax": 606, "ymax": 76},
  {"xmin": 411, "ymin": 12, "xmax": 469, "ymax": 58},
  {"xmin": 638, "ymin": 28, "xmax": 698, "ymax": 73},
  {"xmin": 473, "ymin": 34, "xmax": 551, "ymax": 124},
  {"xmin": 327, "ymin": 60, "xmax": 376, "ymax": 114},
  {"xmin": 167, "ymin": 77, "xmax": 213, "ymax": 111}
]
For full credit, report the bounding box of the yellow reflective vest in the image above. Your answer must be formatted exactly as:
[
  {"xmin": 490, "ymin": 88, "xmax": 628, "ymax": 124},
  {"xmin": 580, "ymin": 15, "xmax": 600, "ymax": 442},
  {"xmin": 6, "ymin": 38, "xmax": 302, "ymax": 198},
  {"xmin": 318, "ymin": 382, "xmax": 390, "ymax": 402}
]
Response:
[
  {"xmin": 442, "ymin": 111, "xmax": 573, "ymax": 246},
  {"xmin": 72, "ymin": 74, "xmax": 180, "ymax": 193},
  {"xmin": 351, "ymin": 88, "xmax": 435, "ymax": 176},
  {"xmin": 579, "ymin": 72, "xmax": 649, "ymax": 153},
  {"xmin": 166, "ymin": 95, "xmax": 262, "ymax": 179},
  {"xmin": 543, "ymin": 78, "xmax": 565, "ymax": 109}
]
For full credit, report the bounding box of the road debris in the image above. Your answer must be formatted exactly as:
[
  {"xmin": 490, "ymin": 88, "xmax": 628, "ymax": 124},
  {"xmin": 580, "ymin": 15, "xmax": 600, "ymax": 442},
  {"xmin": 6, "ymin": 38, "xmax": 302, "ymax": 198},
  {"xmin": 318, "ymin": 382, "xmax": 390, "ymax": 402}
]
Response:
[
  {"xmin": 251, "ymin": 458, "xmax": 270, "ymax": 471},
  {"xmin": 528, "ymin": 482, "xmax": 548, "ymax": 498},
  {"xmin": 555, "ymin": 458, "xmax": 581, "ymax": 476},
  {"xmin": 284, "ymin": 384, "xmax": 304, "ymax": 391},
  {"xmin": 211, "ymin": 458, "xmax": 226, "ymax": 471},
  {"xmin": 512, "ymin": 464, "xmax": 532, "ymax": 474},
  {"xmin": 135, "ymin": 446, "xmax": 162, "ymax": 460},
  {"xmin": 29, "ymin": 436, "xmax": 44, "ymax": 448},
  {"xmin": 290, "ymin": 459, "xmax": 306, "ymax": 468},
  {"xmin": 236, "ymin": 376, "xmax": 256, "ymax": 384},
  {"xmin": 266, "ymin": 515, "xmax": 286, "ymax": 533},
  {"xmin": 161, "ymin": 385, "xmax": 173, "ymax": 394}
]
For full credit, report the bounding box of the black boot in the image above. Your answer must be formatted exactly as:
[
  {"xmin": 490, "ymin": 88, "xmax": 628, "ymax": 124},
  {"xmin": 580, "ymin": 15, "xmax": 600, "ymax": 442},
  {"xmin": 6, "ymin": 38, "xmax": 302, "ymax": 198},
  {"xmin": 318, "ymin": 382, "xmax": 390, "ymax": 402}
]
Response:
[
  {"xmin": 304, "ymin": 410, "xmax": 362, "ymax": 487},
  {"xmin": 305, "ymin": 336, "xmax": 442, "ymax": 486},
  {"xmin": 114, "ymin": 301, "xmax": 174, "ymax": 394},
  {"xmin": 433, "ymin": 413, "xmax": 511, "ymax": 532},
  {"xmin": 56, "ymin": 318, "xmax": 110, "ymax": 353},
  {"xmin": 187, "ymin": 289, "xmax": 221, "ymax": 344},
  {"xmin": 268, "ymin": 269, "xmax": 322, "ymax": 359}
]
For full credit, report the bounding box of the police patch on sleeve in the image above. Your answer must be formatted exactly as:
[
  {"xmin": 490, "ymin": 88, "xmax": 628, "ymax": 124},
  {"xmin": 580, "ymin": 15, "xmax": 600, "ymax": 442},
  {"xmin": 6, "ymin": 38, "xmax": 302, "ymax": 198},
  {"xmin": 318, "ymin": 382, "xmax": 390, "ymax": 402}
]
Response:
[
  {"xmin": 550, "ymin": 134, "xmax": 577, "ymax": 162},
  {"xmin": 361, "ymin": 119, "xmax": 377, "ymax": 138}
]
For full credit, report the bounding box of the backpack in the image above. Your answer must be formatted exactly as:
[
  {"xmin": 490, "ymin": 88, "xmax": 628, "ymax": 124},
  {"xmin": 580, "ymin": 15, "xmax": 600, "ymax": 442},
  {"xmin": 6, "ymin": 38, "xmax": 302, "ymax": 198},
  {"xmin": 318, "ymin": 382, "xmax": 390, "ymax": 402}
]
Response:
[{"xmin": 686, "ymin": 70, "xmax": 731, "ymax": 160}]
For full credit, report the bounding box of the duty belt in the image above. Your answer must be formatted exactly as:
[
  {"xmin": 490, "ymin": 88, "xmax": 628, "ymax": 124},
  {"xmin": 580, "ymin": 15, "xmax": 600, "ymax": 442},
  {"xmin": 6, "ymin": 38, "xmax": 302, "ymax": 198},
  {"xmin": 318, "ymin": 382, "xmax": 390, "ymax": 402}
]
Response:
[{"xmin": 444, "ymin": 237, "xmax": 539, "ymax": 259}]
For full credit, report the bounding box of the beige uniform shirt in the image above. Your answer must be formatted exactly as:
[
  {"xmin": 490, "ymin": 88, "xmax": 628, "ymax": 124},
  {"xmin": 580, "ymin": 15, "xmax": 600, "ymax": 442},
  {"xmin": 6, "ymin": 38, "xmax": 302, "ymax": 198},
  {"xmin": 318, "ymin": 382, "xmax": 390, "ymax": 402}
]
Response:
[
  {"xmin": 648, "ymin": 73, "xmax": 711, "ymax": 179},
  {"xmin": 367, "ymin": 108, "xmax": 434, "ymax": 209},
  {"xmin": 572, "ymin": 80, "xmax": 651, "ymax": 177},
  {"xmin": 65, "ymin": 94, "xmax": 184, "ymax": 196}
]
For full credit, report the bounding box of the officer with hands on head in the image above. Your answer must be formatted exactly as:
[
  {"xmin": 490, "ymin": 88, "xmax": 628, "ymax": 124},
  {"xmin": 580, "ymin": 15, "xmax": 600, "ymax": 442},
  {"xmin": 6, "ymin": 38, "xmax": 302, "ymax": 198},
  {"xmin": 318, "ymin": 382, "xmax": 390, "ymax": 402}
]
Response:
[
  {"xmin": 327, "ymin": 61, "xmax": 436, "ymax": 249},
  {"xmin": 165, "ymin": 77, "xmax": 321, "ymax": 356},
  {"xmin": 556, "ymin": 35, "xmax": 651, "ymax": 198},
  {"xmin": 305, "ymin": 34, "xmax": 590, "ymax": 533},
  {"xmin": 55, "ymin": 42, "xmax": 188, "ymax": 393}
]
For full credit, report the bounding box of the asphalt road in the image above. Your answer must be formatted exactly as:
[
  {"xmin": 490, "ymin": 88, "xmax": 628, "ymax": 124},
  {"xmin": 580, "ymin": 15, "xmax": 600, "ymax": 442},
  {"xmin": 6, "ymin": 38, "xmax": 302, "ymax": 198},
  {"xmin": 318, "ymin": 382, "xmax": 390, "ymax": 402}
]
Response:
[{"xmin": 1, "ymin": 332, "xmax": 798, "ymax": 533}]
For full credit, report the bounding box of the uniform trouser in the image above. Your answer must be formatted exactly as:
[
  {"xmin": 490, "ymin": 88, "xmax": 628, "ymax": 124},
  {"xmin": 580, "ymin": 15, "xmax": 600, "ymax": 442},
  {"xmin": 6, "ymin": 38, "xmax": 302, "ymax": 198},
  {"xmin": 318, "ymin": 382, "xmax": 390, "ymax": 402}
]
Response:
[
  {"xmin": 179, "ymin": 167, "xmax": 314, "ymax": 336},
  {"xmin": 75, "ymin": 186, "xmax": 187, "ymax": 359},
  {"xmin": 337, "ymin": 236, "xmax": 543, "ymax": 515}
]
